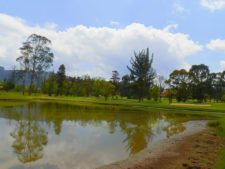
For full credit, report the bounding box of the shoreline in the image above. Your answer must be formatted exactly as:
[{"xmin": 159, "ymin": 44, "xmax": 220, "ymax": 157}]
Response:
[{"xmin": 97, "ymin": 120, "xmax": 225, "ymax": 169}]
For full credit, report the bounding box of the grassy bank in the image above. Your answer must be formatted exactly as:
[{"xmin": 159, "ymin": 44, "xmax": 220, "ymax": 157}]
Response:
[{"xmin": 1, "ymin": 91, "xmax": 225, "ymax": 112}]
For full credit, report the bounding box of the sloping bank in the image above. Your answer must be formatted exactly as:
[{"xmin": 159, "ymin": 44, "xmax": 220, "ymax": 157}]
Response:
[{"xmin": 97, "ymin": 121, "xmax": 225, "ymax": 169}]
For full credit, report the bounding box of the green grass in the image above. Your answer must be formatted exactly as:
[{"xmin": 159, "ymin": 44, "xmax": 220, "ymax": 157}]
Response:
[
  {"xmin": 1, "ymin": 91, "xmax": 225, "ymax": 112},
  {"xmin": 215, "ymin": 149, "xmax": 225, "ymax": 169}
]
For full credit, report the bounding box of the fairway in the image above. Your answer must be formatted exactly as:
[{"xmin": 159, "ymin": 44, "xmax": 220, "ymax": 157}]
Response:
[{"xmin": 171, "ymin": 103, "xmax": 212, "ymax": 107}]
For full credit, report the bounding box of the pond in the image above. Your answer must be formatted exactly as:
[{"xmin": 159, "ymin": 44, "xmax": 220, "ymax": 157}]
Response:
[{"xmin": 0, "ymin": 102, "xmax": 202, "ymax": 169}]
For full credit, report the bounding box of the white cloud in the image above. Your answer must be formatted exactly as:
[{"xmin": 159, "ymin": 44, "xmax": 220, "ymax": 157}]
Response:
[
  {"xmin": 173, "ymin": 2, "xmax": 185, "ymax": 13},
  {"xmin": 200, "ymin": 0, "xmax": 225, "ymax": 11},
  {"xmin": 206, "ymin": 39, "xmax": 225, "ymax": 52},
  {"xmin": 220, "ymin": 60, "xmax": 225, "ymax": 70},
  {"xmin": 163, "ymin": 24, "xmax": 178, "ymax": 32},
  {"xmin": 0, "ymin": 13, "xmax": 202, "ymax": 78}
]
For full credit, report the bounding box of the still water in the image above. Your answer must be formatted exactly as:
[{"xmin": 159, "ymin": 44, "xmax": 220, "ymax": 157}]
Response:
[{"xmin": 0, "ymin": 102, "xmax": 195, "ymax": 169}]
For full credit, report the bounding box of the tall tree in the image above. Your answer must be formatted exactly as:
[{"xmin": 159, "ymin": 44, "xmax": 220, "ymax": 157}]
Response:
[
  {"xmin": 42, "ymin": 72, "xmax": 57, "ymax": 96},
  {"xmin": 110, "ymin": 70, "xmax": 120, "ymax": 98},
  {"xmin": 149, "ymin": 85, "xmax": 160, "ymax": 102},
  {"xmin": 120, "ymin": 74, "xmax": 132, "ymax": 98},
  {"xmin": 16, "ymin": 34, "xmax": 54, "ymax": 95},
  {"xmin": 189, "ymin": 64, "xmax": 209, "ymax": 102},
  {"xmin": 208, "ymin": 72, "xmax": 225, "ymax": 101},
  {"xmin": 165, "ymin": 69, "xmax": 190, "ymax": 102},
  {"xmin": 127, "ymin": 48, "xmax": 155, "ymax": 102},
  {"xmin": 155, "ymin": 75, "xmax": 165, "ymax": 101},
  {"xmin": 93, "ymin": 79, "xmax": 115, "ymax": 101},
  {"xmin": 56, "ymin": 64, "xmax": 66, "ymax": 95}
]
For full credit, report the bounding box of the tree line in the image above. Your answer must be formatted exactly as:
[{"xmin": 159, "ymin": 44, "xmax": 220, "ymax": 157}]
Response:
[
  {"xmin": 1, "ymin": 34, "xmax": 225, "ymax": 103},
  {"xmin": 165, "ymin": 65, "xmax": 225, "ymax": 103}
]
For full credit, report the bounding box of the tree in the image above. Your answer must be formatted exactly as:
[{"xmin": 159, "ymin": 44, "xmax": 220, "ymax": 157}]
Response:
[
  {"xmin": 110, "ymin": 70, "xmax": 120, "ymax": 98},
  {"xmin": 42, "ymin": 72, "xmax": 57, "ymax": 96},
  {"xmin": 2, "ymin": 80, "xmax": 15, "ymax": 91},
  {"xmin": 208, "ymin": 72, "xmax": 225, "ymax": 102},
  {"xmin": 120, "ymin": 74, "xmax": 132, "ymax": 98},
  {"xmin": 165, "ymin": 69, "xmax": 190, "ymax": 102},
  {"xmin": 56, "ymin": 64, "xmax": 66, "ymax": 95},
  {"xmin": 189, "ymin": 64, "xmax": 209, "ymax": 102},
  {"xmin": 154, "ymin": 75, "xmax": 165, "ymax": 101},
  {"xmin": 16, "ymin": 34, "xmax": 54, "ymax": 95},
  {"xmin": 149, "ymin": 85, "xmax": 160, "ymax": 102},
  {"xmin": 127, "ymin": 48, "xmax": 155, "ymax": 102},
  {"xmin": 93, "ymin": 79, "xmax": 115, "ymax": 101},
  {"xmin": 164, "ymin": 88, "xmax": 174, "ymax": 104}
]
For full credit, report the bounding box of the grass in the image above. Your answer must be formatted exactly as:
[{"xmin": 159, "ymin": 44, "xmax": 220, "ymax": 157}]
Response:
[
  {"xmin": 1, "ymin": 91, "xmax": 225, "ymax": 112},
  {"xmin": 215, "ymin": 149, "xmax": 225, "ymax": 169},
  {"xmin": 1, "ymin": 91, "xmax": 225, "ymax": 168}
]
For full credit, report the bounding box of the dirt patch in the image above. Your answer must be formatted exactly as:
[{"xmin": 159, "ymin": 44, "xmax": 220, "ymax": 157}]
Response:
[
  {"xmin": 170, "ymin": 103, "xmax": 211, "ymax": 107},
  {"xmin": 98, "ymin": 128, "xmax": 225, "ymax": 169}
]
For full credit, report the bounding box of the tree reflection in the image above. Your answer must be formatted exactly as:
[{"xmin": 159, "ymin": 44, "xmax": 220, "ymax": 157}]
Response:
[
  {"xmin": 119, "ymin": 116, "xmax": 156, "ymax": 155},
  {"xmin": 163, "ymin": 123, "xmax": 186, "ymax": 138},
  {"xmin": 1, "ymin": 102, "xmax": 190, "ymax": 162},
  {"xmin": 122, "ymin": 125, "xmax": 152, "ymax": 154},
  {"xmin": 10, "ymin": 104, "xmax": 48, "ymax": 164},
  {"xmin": 10, "ymin": 120, "xmax": 48, "ymax": 163},
  {"xmin": 161, "ymin": 114, "xmax": 186, "ymax": 138}
]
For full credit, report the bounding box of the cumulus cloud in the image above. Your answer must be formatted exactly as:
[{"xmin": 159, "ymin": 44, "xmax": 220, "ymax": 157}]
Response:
[
  {"xmin": 163, "ymin": 24, "xmax": 178, "ymax": 32},
  {"xmin": 206, "ymin": 39, "xmax": 225, "ymax": 52},
  {"xmin": 0, "ymin": 13, "xmax": 202, "ymax": 78},
  {"xmin": 200, "ymin": 0, "xmax": 225, "ymax": 11}
]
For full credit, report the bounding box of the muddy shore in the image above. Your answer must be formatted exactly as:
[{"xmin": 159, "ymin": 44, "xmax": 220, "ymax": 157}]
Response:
[{"xmin": 97, "ymin": 121, "xmax": 225, "ymax": 169}]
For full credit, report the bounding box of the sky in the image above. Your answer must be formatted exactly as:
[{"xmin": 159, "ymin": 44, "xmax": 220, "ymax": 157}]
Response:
[{"xmin": 0, "ymin": 0, "xmax": 225, "ymax": 78}]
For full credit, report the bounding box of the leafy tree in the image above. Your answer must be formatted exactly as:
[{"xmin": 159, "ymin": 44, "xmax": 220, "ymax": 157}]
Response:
[
  {"xmin": 149, "ymin": 85, "xmax": 160, "ymax": 102},
  {"xmin": 79, "ymin": 75, "xmax": 94, "ymax": 96},
  {"xmin": 208, "ymin": 71, "xmax": 225, "ymax": 101},
  {"xmin": 16, "ymin": 34, "xmax": 54, "ymax": 95},
  {"xmin": 164, "ymin": 88, "xmax": 174, "ymax": 104},
  {"xmin": 2, "ymin": 80, "xmax": 15, "ymax": 91},
  {"xmin": 156, "ymin": 75, "xmax": 165, "ymax": 101},
  {"xmin": 2, "ymin": 67, "xmax": 17, "ymax": 92},
  {"xmin": 127, "ymin": 48, "xmax": 155, "ymax": 102},
  {"xmin": 120, "ymin": 74, "xmax": 132, "ymax": 98},
  {"xmin": 165, "ymin": 69, "xmax": 190, "ymax": 102},
  {"xmin": 93, "ymin": 79, "xmax": 115, "ymax": 101},
  {"xmin": 42, "ymin": 72, "xmax": 57, "ymax": 96},
  {"xmin": 189, "ymin": 64, "xmax": 209, "ymax": 102},
  {"xmin": 56, "ymin": 64, "xmax": 66, "ymax": 95}
]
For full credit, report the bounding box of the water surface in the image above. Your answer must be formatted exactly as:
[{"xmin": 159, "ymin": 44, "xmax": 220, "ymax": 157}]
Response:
[{"xmin": 0, "ymin": 102, "xmax": 197, "ymax": 169}]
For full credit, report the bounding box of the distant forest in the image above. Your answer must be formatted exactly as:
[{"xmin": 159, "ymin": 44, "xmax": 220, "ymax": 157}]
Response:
[{"xmin": 1, "ymin": 34, "xmax": 225, "ymax": 103}]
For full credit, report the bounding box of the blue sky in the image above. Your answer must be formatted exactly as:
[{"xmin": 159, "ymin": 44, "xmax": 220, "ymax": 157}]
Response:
[
  {"xmin": 1, "ymin": 0, "xmax": 225, "ymax": 41},
  {"xmin": 0, "ymin": 0, "xmax": 225, "ymax": 77}
]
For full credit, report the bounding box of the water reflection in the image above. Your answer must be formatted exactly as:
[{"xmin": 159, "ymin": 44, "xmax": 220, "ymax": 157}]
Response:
[
  {"xmin": 0, "ymin": 102, "xmax": 191, "ymax": 169},
  {"xmin": 5, "ymin": 104, "xmax": 48, "ymax": 164},
  {"xmin": 10, "ymin": 120, "xmax": 48, "ymax": 163}
]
